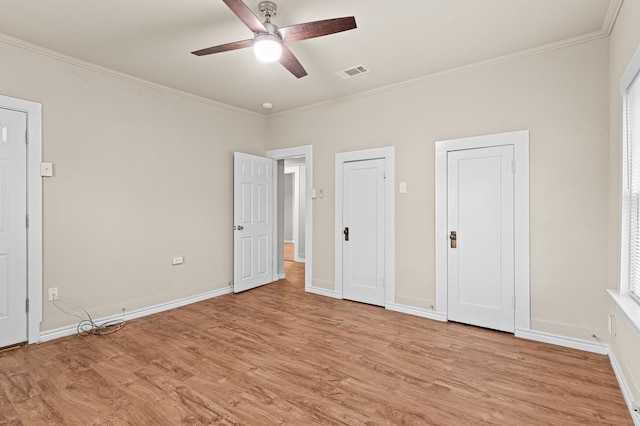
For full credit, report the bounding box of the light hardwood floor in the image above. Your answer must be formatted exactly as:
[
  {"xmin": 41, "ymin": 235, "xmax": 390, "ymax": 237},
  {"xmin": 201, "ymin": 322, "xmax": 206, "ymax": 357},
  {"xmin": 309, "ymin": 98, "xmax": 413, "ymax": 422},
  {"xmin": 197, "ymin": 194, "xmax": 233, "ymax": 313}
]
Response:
[
  {"xmin": 284, "ymin": 242, "xmax": 294, "ymax": 262},
  {"xmin": 0, "ymin": 260, "xmax": 632, "ymax": 425}
]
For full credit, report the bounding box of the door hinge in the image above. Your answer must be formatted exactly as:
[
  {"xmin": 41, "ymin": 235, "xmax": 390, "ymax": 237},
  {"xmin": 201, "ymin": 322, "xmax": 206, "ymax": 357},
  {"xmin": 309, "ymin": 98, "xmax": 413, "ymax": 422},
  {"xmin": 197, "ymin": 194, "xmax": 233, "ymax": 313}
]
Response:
[
  {"xmin": 383, "ymin": 173, "xmax": 386, "ymax": 180},
  {"xmin": 511, "ymin": 161, "xmax": 516, "ymax": 174},
  {"xmin": 26, "ymin": 299, "xmax": 29, "ymax": 313},
  {"xmin": 25, "ymin": 129, "xmax": 29, "ymax": 144},
  {"xmin": 512, "ymin": 296, "xmax": 516, "ymax": 308},
  {"xmin": 25, "ymin": 214, "xmax": 29, "ymax": 228}
]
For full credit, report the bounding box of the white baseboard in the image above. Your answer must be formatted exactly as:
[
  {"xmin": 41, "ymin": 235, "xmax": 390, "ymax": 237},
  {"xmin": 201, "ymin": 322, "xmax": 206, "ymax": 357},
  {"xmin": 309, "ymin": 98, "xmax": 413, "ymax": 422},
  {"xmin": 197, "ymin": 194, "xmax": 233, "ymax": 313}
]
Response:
[
  {"xmin": 39, "ymin": 286, "xmax": 233, "ymax": 343},
  {"xmin": 274, "ymin": 273, "xmax": 285, "ymax": 280},
  {"xmin": 305, "ymin": 286, "xmax": 342, "ymax": 299},
  {"xmin": 610, "ymin": 349, "xmax": 640, "ymax": 426},
  {"xmin": 385, "ymin": 303, "xmax": 447, "ymax": 322},
  {"xmin": 515, "ymin": 328, "xmax": 609, "ymax": 355}
]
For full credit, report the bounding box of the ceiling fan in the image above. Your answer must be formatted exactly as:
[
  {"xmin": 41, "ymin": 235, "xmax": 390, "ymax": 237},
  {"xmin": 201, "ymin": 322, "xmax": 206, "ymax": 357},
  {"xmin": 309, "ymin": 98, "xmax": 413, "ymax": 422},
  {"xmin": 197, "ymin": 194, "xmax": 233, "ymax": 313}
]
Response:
[{"xmin": 192, "ymin": 0, "xmax": 357, "ymax": 78}]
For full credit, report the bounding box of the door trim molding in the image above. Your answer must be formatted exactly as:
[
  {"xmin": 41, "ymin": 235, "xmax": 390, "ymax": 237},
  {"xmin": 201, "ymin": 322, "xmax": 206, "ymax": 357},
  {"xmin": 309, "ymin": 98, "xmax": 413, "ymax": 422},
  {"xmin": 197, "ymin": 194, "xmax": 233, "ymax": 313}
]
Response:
[
  {"xmin": 435, "ymin": 130, "xmax": 530, "ymax": 331},
  {"xmin": 0, "ymin": 94, "xmax": 42, "ymax": 344},
  {"xmin": 335, "ymin": 146, "xmax": 395, "ymax": 305},
  {"xmin": 267, "ymin": 145, "xmax": 313, "ymax": 291}
]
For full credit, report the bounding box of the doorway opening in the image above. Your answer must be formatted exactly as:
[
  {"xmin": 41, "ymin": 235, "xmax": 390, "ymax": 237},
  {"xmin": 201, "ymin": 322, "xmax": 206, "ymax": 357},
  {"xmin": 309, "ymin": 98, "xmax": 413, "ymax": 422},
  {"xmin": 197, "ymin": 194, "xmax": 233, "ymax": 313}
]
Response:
[
  {"xmin": 267, "ymin": 145, "xmax": 312, "ymax": 291},
  {"xmin": 284, "ymin": 158, "xmax": 306, "ymax": 265}
]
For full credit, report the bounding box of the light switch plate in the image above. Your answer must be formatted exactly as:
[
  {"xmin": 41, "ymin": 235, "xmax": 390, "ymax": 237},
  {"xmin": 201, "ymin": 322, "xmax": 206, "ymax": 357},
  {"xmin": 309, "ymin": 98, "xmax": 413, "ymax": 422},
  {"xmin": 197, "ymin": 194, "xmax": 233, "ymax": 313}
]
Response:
[
  {"xmin": 399, "ymin": 182, "xmax": 407, "ymax": 193},
  {"xmin": 40, "ymin": 162, "xmax": 53, "ymax": 177}
]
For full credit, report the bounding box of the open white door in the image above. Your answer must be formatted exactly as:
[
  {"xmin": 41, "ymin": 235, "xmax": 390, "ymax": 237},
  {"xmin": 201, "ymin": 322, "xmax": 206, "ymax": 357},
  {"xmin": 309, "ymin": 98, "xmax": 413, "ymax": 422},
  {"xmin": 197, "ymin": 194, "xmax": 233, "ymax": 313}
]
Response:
[{"xmin": 233, "ymin": 152, "xmax": 274, "ymax": 293}]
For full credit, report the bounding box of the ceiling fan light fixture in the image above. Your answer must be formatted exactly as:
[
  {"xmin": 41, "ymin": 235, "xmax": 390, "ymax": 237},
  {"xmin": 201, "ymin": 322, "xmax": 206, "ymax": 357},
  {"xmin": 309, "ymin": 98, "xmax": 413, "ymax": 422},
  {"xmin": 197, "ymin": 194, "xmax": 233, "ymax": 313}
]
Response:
[{"xmin": 254, "ymin": 34, "xmax": 282, "ymax": 62}]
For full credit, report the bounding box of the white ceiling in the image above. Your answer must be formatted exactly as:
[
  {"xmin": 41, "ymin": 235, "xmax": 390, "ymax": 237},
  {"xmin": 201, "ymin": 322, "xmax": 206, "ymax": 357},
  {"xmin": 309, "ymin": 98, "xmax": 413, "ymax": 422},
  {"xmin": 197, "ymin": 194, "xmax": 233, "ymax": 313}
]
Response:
[{"xmin": 0, "ymin": 0, "xmax": 617, "ymax": 114}]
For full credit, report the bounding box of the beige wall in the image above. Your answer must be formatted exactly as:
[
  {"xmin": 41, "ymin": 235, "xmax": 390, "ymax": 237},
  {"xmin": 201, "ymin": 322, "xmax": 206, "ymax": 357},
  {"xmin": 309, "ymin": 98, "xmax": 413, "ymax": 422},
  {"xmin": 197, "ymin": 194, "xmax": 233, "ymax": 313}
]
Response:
[
  {"xmin": 608, "ymin": 0, "xmax": 640, "ymax": 405},
  {"xmin": 0, "ymin": 11, "xmax": 627, "ymax": 372},
  {"xmin": 0, "ymin": 41, "xmax": 267, "ymax": 331},
  {"xmin": 268, "ymin": 38, "xmax": 610, "ymax": 340}
]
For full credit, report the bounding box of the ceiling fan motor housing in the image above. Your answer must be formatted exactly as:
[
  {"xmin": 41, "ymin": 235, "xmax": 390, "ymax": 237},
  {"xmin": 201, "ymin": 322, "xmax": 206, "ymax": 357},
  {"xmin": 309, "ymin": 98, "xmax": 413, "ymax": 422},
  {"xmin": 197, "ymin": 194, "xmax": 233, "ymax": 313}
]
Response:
[
  {"xmin": 263, "ymin": 22, "xmax": 279, "ymax": 37},
  {"xmin": 258, "ymin": 1, "xmax": 278, "ymax": 22}
]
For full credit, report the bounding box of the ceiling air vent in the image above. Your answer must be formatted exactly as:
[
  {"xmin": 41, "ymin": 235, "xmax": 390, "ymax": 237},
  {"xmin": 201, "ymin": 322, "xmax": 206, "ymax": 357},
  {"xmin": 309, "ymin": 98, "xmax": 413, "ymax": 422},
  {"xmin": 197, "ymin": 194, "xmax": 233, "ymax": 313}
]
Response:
[{"xmin": 335, "ymin": 65, "xmax": 370, "ymax": 79}]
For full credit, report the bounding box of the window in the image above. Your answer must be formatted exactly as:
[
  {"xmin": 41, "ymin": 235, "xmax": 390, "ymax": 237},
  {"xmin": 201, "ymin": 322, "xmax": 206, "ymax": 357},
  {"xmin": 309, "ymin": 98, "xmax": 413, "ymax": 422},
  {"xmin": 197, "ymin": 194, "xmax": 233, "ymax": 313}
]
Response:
[{"xmin": 622, "ymin": 50, "xmax": 640, "ymax": 303}]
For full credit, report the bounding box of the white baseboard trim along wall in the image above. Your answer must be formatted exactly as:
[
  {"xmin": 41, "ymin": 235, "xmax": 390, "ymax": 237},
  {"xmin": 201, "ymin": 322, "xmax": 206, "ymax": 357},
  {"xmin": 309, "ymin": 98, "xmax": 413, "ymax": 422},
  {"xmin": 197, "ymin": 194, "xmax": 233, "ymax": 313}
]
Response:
[
  {"xmin": 39, "ymin": 286, "xmax": 233, "ymax": 343},
  {"xmin": 305, "ymin": 286, "xmax": 342, "ymax": 299},
  {"xmin": 385, "ymin": 303, "xmax": 447, "ymax": 322},
  {"xmin": 515, "ymin": 328, "xmax": 609, "ymax": 355},
  {"xmin": 610, "ymin": 350, "xmax": 640, "ymax": 426}
]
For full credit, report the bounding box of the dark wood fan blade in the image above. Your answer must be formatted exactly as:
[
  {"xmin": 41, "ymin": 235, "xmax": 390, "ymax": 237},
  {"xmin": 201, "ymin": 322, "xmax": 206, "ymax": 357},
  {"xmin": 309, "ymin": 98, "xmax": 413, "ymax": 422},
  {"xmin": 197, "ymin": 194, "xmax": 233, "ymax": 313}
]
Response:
[
  {"xmin": 223, "ymin": 0, "xmax": 267, "ymax": 33},
  {"xmin": 279, "ymin": 45, "xmax": 307, "ymax": 78},
  {"xmin": 278, "ymin": 17, "xmax": 356, "ymax": 43},
  {"xmin": 191, "ymin": 39, "xmax": 253, "ymax": 56}
]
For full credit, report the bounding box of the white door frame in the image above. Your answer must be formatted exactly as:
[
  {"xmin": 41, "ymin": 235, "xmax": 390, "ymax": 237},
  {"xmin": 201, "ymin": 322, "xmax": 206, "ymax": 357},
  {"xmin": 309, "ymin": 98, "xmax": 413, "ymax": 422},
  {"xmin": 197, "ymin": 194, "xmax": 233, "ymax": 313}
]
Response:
[
  {"xmin": 435, "ymin": 130, "xmax": 530, "ymax": 332},
  {"xmin": 335, "ymin": 147, "xmax": 395, "ymax": 305},
  {"xmin": 267, "ymin": 145, "xmax": 313, "ymax": 290},
  {"xmin": 0, "ymin": 94, "xmax": 42, "ymax": 344}
]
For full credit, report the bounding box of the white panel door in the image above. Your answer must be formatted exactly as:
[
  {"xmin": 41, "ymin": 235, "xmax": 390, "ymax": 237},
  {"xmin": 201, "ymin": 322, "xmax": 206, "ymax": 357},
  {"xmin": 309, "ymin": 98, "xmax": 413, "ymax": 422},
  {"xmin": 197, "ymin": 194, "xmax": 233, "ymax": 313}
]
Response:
[
  {"xmin": 342, "ymin": 159, "xmax": 385, "ymax": 306},
  {"xmin": 0, "ymin": 107, "xmax": 28, "ymax": 347},
  {"xmin": 447, "ymin": 146, "xmax": 515, "ymax": 332},
  {"xmin": 234, "ymin": 153, "xmax": 273, "ymax": 293}
]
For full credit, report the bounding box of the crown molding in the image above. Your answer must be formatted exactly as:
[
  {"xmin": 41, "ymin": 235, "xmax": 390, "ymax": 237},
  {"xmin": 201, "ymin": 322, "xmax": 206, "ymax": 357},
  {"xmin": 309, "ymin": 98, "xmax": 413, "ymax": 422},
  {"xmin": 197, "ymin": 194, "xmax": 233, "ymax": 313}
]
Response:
[
  {"xmin": 270, "ymin": 0, "xmax": 624, "ymax": 118},
  {"xmin": 602, "ymin": 0, "xmax": 624, "ymax": 36},
  {"xmin": 0, "ymin": 32, "xmax": 265, "ymax": 118},
  {"xmin": 271, "ymin": 28, "xmax": 611, "ymax": 118}
]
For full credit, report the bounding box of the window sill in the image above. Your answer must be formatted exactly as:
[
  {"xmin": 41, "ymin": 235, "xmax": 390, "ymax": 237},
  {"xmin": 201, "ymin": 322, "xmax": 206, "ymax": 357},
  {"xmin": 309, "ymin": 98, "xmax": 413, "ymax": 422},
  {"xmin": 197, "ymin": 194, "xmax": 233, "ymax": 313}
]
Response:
[{"xmin": 608, "ymin": 289, "xmax": 640, "ymax": 341}]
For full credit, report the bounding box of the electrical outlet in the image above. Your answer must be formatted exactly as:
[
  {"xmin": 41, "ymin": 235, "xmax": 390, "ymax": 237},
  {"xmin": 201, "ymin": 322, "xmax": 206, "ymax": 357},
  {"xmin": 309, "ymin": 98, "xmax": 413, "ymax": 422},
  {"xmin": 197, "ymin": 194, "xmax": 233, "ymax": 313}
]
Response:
[
  {"xmin": 48, "ymin": 287, "xmax": 58, "ymax": 301},
  {"xmin": 172, "ymin": 256, "xmax": 184, "ymax": 265}
]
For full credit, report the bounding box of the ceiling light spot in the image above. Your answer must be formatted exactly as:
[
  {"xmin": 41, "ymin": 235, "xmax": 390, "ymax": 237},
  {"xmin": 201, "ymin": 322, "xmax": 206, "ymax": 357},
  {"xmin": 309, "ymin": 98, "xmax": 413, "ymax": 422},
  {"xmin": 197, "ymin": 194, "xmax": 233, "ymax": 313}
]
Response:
[
  {"xmin": 261, "ymin": 102, "xmax": 274, "ymax": 109},
  {"xmin": 254, "ymin": 35, "xmax": 282, "ymax": 63}
]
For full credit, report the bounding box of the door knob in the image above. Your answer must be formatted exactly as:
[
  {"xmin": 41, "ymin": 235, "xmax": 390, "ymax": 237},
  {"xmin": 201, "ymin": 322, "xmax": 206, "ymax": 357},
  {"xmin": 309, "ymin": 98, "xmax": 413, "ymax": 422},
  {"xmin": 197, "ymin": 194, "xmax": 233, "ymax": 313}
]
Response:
[
  {"xmin": 237, "ymin": 225, "xmax": 244, "ymax": 231},
  {"xmin": 450, "ymin": 231, "xmax": 457, "ymax": 248},
  {"xmin": 344, "ymin": 227, "xmax": 349, "ymax": 241}
]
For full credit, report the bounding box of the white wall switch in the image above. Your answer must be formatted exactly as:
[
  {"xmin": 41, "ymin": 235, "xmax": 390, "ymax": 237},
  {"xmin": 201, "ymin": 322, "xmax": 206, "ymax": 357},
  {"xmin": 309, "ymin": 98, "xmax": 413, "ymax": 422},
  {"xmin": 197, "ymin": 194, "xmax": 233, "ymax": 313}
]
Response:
[
  {"xmin": 172, "ymin": 256, "xmax": 184, "ymax": 265},
  {"xmin": 40, "ymin": 162, "xmax": 53, "ymax": 177},
  {"xmin": 311, "ymin": 189, "xmax": 317, "ymax": 199},
  {"xmin": 399, "ymin": 182, "xmax": 407, "ymax": 193}
]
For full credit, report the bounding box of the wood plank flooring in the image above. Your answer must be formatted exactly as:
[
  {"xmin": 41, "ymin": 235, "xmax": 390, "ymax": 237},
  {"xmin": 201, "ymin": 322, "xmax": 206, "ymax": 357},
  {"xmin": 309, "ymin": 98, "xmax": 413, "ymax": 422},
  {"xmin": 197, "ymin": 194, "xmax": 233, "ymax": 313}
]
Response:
[
  {"xmin": 284, "ymin": 243, "xmax": 294, "ymax": 262},
  {"xmin": 0, "ymin": 260, "xmax": 632, "ymax": 425}
]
